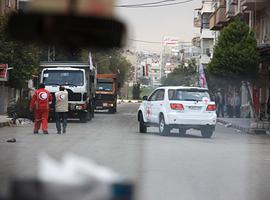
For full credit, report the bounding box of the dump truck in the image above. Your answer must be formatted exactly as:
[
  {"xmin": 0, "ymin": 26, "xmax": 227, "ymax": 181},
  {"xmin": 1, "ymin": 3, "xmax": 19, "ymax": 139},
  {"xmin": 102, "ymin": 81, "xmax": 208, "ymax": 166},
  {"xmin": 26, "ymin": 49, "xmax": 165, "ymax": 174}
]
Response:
[{"xmin": 95, "ymin": 74, "xmax": 117, "ymax": 113}]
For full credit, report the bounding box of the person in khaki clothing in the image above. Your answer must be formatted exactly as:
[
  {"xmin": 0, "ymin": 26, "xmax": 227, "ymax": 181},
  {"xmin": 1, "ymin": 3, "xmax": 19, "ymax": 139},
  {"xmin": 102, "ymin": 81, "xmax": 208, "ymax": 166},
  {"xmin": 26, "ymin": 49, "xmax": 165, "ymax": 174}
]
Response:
[{"xmin": 55, "ymin": 86, "xmax": 69, "ymax": 134}]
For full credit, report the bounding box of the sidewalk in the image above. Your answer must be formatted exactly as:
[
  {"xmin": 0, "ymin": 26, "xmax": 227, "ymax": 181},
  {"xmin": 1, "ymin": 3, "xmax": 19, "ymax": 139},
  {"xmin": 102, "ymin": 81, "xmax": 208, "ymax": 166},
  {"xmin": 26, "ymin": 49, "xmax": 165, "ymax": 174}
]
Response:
[
  {"xmin": 0, "ymin": 115, "xmax": 11, "ymax": 128},
  {"xmin": 217, "ymin": 117, "xmax": 270, "ymax": 134}
]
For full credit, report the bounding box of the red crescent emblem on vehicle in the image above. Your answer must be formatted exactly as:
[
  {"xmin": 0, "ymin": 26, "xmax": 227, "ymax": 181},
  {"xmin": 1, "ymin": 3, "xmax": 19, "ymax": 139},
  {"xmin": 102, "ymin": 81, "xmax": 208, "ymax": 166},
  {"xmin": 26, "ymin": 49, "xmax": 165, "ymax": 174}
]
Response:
[
  {"xmin": 146, "ymin": 107, "xmax": 151, "ymax": 118},
  {"xmin": 38, "ymin": 92, "xmax": 48, "ymax": 100}
]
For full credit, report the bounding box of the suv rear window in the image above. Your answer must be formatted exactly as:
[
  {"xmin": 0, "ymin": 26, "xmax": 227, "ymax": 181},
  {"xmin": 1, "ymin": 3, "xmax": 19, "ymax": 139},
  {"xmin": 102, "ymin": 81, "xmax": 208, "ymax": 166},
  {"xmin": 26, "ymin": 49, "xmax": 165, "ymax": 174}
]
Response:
[{"xmin": 168, "ymin": 89, "xmax": 211, "ymax": 101}]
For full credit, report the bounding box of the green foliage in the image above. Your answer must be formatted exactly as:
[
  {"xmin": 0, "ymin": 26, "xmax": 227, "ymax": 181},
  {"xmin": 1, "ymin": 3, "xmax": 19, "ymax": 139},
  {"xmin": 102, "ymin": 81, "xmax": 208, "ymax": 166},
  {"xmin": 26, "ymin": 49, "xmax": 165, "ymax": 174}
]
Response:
[
  {"xmin": 208, "ymin": 16, "xmax": 259, "ymax": 82},
  {"xmin": 88, "ymin": 49, "xmax": 132, "ymax": 90},
  {"xmin": 40, "ymin": 47, "xmax": 84, "ymax": 61},
  {"xmin": 0, "ymin": 15, "xmax": 41, "ymax": 89},
  {"xmin": 162, "ymin": 59, "xmax": 197, "ymax": 86}
]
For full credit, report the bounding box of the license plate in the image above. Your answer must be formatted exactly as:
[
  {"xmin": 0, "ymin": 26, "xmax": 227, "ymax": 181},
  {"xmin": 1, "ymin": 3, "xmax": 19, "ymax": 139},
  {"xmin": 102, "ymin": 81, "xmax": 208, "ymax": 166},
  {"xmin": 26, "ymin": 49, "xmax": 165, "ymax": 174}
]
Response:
[
  {"xmin": 189, "ymin": 106, "xmax": 201, "ymax": 110},
  {"xmin": 96, "ymin": 106, "xmax": 102, "ymax": 109},
  {"xmin": 103, "ymin": 103, "xmax": 108, "ymax": 107}
]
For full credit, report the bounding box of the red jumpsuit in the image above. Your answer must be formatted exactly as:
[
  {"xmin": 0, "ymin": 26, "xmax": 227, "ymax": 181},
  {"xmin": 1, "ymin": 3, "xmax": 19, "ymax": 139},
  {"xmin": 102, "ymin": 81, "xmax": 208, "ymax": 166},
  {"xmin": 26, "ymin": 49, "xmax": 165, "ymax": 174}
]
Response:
[{"xmin": 30, "ymin": 88, "xmax": 52, "ymax": 133}]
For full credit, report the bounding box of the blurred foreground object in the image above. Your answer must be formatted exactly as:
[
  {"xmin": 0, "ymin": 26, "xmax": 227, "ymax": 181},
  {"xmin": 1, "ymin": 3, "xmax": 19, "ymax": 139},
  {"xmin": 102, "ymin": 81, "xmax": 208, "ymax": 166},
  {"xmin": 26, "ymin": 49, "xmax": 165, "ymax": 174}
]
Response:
[
  {"xmin": 7, "ymin": 0, "xmax": 126, "ymax": 48},
  {"xmin": 11, "ymin": 154, "xmax": 134, "ymax": 200}
]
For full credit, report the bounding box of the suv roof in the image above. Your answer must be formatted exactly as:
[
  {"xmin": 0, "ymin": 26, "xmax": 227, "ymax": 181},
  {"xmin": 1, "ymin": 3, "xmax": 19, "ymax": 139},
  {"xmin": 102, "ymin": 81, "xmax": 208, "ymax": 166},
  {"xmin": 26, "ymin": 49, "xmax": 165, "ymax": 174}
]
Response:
[{"xmin": 156, "ymin": 86, "xmax": 209, "ymax": 91}]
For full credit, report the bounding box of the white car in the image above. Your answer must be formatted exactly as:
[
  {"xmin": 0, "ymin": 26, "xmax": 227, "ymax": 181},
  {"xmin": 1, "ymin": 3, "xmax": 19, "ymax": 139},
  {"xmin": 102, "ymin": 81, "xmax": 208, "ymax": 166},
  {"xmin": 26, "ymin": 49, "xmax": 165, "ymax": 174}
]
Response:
[{"xmin": 137, "ymin": 86, "xmax": 217, "ymax": 138}]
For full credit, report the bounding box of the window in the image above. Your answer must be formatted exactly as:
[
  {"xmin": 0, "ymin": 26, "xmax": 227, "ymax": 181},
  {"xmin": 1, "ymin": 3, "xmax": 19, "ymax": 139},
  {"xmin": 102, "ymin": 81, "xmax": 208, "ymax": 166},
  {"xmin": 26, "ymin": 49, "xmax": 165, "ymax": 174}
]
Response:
[
  {"xmin": 148, "ymin": 89, "xmax": 164, "ymax": 101},
  {"xmin": 43, "ymin": 70, "xmax": 84, "ymax": 86},
  {"xmin": 168, "ymin": 89, "xmax": 210, "ymax": 101},
  {"xmin": 148, "ymin": 90, "xmax": 159, "ymax": 101},
  {"xmin": 156, "ymin": 90, "xmax": 165, "ymax": 101},
  {"xmin": 96, "ymin": 82, "xmax": 113, "ymax": 91},
  {"xmin": 202, "ymin": 13, "xmax": 210, "ymax": 29}
]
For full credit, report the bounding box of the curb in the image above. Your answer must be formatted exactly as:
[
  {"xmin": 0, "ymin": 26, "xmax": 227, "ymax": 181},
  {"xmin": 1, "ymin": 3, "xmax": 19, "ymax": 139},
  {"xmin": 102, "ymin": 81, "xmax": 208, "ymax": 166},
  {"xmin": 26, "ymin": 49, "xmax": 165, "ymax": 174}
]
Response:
[
  {"xmin": 117, "ymin": 100, "xmax": 142, "ymax": 104},
  {"xmin": 217, "ymin": 119, "xmax": 266, "ymax": 135},
  {"xmin": 0, "ymin": 121, "xmax": 11, "ymax": 128}
]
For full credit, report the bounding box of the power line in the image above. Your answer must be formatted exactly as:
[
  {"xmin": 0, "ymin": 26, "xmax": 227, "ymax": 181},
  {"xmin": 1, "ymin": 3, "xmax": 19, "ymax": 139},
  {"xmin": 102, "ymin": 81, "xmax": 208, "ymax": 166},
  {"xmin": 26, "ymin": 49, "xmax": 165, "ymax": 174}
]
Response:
[
  {"xmin": 115, "ymin": 0, "xmax": 194, "ymax": 8},
  {"xmin": 129, "ymin": 38, "xmax": 192, "ymax": 44},
  {"xmin": 116, "ymin": 0, "xmax": 180, "ymax": 7},
  {"xmin": 129, "ymin": 39, "xmax": 162, "ymax": 44}
]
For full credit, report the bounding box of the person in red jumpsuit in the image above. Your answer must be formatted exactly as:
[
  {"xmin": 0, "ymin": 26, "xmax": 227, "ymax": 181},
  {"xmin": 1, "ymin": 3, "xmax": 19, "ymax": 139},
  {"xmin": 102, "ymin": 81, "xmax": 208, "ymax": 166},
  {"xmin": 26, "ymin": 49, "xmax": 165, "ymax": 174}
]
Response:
[{"xmin": 30, "ymin": 83, "xmax": 52, "ymax": 134}]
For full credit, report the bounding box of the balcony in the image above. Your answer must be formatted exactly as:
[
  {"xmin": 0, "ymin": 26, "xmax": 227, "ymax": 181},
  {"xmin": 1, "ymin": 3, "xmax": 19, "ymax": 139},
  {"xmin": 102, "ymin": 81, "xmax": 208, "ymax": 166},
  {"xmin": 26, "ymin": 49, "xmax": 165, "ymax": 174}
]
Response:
[
  {"xmin": 209, "ymin": 5, "xmax": 227, "ymax": 30},
  {"xmin": 241, "ymin": 0, "xmax": 267, "ymax": 11},
  {"xmin": 194, "ymin": 8, "xmax": 201, "ymax": 28},
  {"xmin": 194, "ymin": 17, "xmax": 201, "ymax": 28},
  {"xmin": 201, "ymin": 29, "xmax": 215, "ymax": 39},
  {"xmin": 200, "ymin": 55, "xmax": 211, "ymax": 65}
]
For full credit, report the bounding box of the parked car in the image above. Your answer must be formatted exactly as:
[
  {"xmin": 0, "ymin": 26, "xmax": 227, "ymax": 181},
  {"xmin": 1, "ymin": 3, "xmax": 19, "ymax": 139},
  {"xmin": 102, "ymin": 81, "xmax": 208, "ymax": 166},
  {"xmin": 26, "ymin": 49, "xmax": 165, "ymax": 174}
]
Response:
[{"xmin": 137, "ymin": 86, "xmax": 217, "ymax": 138}]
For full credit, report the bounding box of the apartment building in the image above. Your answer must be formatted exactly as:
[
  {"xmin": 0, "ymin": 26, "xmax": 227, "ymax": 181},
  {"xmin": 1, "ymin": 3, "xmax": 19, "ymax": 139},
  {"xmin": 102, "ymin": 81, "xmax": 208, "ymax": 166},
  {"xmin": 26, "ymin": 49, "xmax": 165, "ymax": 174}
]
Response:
[
  {"xmin": 209, "ymin": 0, "xmax": 270, "ymax": 119},
  {"xmin": 194, "ymin": 1, "xmax": 216, "ymax": 68}
]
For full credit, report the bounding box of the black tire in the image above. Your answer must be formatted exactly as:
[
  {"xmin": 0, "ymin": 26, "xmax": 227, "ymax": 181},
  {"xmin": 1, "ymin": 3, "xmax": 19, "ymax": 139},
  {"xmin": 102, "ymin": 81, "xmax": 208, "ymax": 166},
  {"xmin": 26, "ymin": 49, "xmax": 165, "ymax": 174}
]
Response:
[
  {"xmin": 88, "ymin": 111, "xmax": 92, "ymax": 121},
  {"xmin": 109, "ymin": 108, "xmax": 116, "ymax": 114},
  {"xmin": 91, "ymin": 108, "xmax": 95, "ymax": 118},
  {"xmin": 79, "ymin": 113, "xmax": 88, "ymax": 123},
  {"xmin": 178, "ymin": 128, "xmax": 186, "ymax": 136},
  {"xmin": 159, "ymin": 115, "xmax": 170, "ymax": 136},
  {"xmin": 139, "ymin": 112, "xmax": 147, "ymax": 133},
  {"xmin": 201, "ymin": 127, "xmax": 214, "ymax": 138}
]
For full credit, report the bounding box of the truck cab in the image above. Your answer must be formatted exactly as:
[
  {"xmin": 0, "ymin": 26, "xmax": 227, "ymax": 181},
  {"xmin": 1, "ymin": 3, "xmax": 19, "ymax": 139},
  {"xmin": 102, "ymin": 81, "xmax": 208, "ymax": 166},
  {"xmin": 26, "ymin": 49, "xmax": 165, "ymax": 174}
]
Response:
[
  {"xmin": 95, "ymin": 74, "xmax": 117, "ymax": 113},
  {"xmin": 40, "ymin": 62, "xmax": 96, "ymax": 122}
]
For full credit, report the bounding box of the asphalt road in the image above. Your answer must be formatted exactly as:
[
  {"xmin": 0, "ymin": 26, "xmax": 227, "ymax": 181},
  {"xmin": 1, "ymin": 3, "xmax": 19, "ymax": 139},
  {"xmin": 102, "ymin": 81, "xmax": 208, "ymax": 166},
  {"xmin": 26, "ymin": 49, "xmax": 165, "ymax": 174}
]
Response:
[{"xmin": 1, "ymin": 103, "xmax": 270, "ymax": 200}]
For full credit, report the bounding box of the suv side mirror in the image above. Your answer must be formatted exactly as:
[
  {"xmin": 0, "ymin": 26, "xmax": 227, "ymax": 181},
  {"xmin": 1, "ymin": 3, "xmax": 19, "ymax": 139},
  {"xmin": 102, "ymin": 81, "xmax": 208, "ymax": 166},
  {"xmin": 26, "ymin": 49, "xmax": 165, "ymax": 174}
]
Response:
[{"xmin": 142, "ymin": 96, "xmax": 148, "ymax": 101}]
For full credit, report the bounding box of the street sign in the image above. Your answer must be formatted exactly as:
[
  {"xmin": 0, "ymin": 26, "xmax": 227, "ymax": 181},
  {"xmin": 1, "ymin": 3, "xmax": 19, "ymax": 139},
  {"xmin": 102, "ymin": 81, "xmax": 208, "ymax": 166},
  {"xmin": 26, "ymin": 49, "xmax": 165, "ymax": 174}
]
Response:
[{"xmin": 0, "ymin": 64, "xmax": 8, "ymax": 82}]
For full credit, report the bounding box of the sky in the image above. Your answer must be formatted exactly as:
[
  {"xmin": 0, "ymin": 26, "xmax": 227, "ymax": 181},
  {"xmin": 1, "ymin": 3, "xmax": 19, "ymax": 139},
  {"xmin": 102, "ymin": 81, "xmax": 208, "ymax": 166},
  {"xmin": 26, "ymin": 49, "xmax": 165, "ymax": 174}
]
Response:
[{"xmin": 115, "ymin": 0, "xmax": 202, "ymax": 52}]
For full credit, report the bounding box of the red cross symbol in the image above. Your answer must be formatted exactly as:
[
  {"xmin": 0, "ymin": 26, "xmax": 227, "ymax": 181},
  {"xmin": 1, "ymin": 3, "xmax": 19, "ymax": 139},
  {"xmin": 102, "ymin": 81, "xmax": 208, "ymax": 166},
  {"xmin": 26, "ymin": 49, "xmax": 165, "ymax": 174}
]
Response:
[{"xmin": 203, "ymin": 97, "xmax": 209, "ymax": 104}]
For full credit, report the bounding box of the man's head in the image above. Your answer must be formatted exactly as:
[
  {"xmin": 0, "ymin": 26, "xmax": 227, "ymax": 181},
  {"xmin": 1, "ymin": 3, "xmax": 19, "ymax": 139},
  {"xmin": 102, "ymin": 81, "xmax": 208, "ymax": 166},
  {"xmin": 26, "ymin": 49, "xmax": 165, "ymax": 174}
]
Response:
[
  {"xmin": 59, "ymin": 85, "xmax": 65, "ymax": 91},
  {"xmin": 39, "ymin": 83, "xmax": 45, "ymax": 89}
]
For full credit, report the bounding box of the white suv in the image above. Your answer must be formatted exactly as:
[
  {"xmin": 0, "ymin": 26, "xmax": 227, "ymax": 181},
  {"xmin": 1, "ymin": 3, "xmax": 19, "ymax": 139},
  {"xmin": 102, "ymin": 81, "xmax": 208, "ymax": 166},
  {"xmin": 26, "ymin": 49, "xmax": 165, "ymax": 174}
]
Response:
[{"xmin": 137, "ymin": 86, "xmax": 217, "ymax": 138}]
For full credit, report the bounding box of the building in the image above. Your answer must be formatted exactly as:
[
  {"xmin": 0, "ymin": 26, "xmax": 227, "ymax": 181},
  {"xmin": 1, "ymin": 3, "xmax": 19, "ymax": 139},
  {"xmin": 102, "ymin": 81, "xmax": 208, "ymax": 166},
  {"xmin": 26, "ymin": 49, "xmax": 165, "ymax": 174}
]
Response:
[
  {"xmin": 161, "ymin": 36, "xmax": 181, "ymax": 77},
  {"xmin": 0, "ymin": 0, "xmax": 18, "ymax": 114},
  {"xmin": 179, "ymin": 42, "xmax": 200, "ymax": 63},
  {"xmin": 208, "ymin": 0, "xmax": 270, "ymax": 119},
  {"xmin": 194, "ymin": 1, "xmax": 216, "ymax": 68},
  {"xmin": 136, "ymin": 51, "xmax": 162, "ymax": 86}
]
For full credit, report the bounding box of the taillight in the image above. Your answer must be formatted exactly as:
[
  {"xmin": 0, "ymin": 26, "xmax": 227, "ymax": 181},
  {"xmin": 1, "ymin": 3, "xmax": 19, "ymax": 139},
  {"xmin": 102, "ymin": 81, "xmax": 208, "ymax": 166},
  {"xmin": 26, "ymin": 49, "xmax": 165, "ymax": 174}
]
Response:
[
  {"xmin": 206, "ymin": 104, "xmax": 216, "ymax": 111},
  {"xmin": 170, "ymin": 103, "xmax": 184, "ymax": 110}
]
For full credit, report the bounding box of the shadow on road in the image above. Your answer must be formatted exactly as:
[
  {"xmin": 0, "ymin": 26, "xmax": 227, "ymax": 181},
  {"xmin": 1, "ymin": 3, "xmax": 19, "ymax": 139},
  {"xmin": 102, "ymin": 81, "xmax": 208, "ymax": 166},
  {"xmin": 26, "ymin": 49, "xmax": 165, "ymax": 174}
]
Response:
[{"xmin": 139, "ymin": 131, "xmax": 204, "ymax": 138}]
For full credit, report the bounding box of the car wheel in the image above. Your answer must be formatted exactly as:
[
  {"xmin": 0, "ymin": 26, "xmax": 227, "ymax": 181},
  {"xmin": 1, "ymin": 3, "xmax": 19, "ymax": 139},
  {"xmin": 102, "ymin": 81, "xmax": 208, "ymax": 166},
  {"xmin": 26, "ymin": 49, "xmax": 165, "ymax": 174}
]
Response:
[
  {"xmin": 201, "ymin": 127, "xmax": 214, "ymax": 138},
  {"xmin": 178, "ymin": 128, "xmax": 186, "ymax": 136},
  {"xmin": 139, "ymin": 112, "xmax": 147, "ymax": 133},
  {"xmin": 159, "ymin": 115, "xmax": 170, "ymax": 136}
]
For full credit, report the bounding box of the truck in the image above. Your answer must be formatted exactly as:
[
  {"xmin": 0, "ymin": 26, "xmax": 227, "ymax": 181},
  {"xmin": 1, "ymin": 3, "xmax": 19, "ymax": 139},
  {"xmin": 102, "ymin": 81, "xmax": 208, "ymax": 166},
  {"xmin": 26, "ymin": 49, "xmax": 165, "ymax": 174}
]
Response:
[
  {"xmin": 95, "ymin": 74, "xmax": 117, "ymax": 113},
  {"xmin": 40, "ymin": 62, "xmax": 96, "ymax": 122}
]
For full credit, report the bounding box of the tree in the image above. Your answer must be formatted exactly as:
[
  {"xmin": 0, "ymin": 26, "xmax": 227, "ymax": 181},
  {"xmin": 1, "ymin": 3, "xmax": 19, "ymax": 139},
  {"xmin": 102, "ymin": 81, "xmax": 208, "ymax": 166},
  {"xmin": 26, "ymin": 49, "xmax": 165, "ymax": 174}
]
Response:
[
  {"xmin": 82, "ymin": 49, "xmax": 132, "ymax": 90},
  {"xmin": 208, "ymin": 16, "xmax": 259, "ymax": 119},
  {"xmin": 0, "ymin": 15, "xmax": 41, "ymax": 89},
  {"xmin": 208, "ymin": 16, "xmax": 259, "ymax": 82},
  {"xmin": 132, "ymin": 83, "xmax": 141, "ymax": 99},
  {"xmin": 162, "ymin": 59, "xmax": 197, "ymax": 86}
]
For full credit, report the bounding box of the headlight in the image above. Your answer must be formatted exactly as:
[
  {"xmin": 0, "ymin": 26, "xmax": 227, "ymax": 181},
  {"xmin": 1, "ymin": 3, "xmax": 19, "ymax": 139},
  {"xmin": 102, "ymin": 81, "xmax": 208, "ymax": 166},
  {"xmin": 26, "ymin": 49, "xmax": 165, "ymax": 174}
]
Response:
[{"xmin": 76, "ymin": 105, "xmax": 83, "ymax": 110}]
